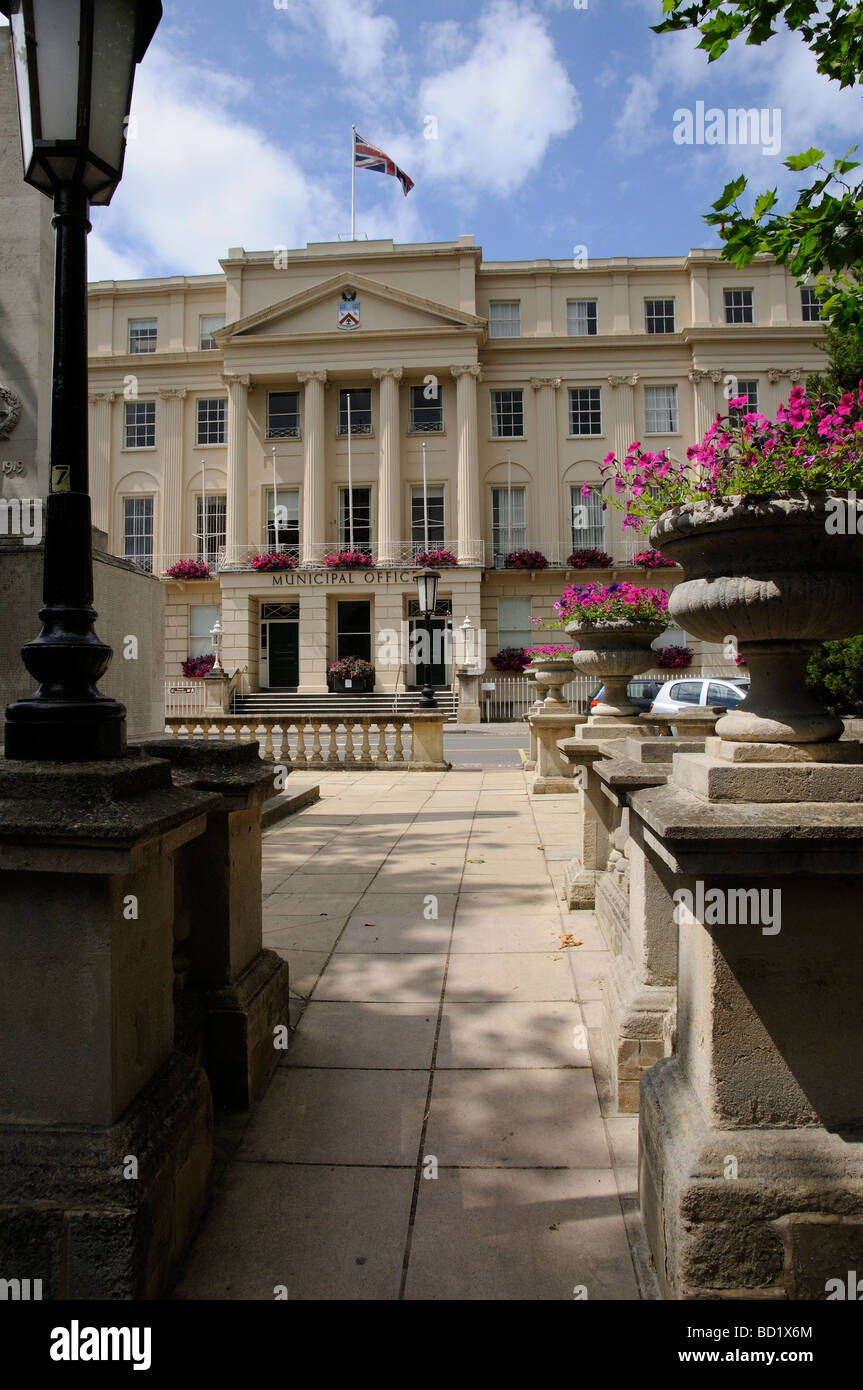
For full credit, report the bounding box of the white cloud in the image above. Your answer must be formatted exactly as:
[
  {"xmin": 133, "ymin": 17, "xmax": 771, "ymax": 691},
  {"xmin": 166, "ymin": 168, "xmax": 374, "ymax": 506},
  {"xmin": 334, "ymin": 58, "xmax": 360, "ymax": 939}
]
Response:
[
  {"xmin": 87, "ymin": 48, "xmax": 344, "ymax": 281},
  {"xmin": 268, "ymin": 0, "xmax": 404, "ymax": 93},
  {"xmin": 612, "ymin": 74, "xmax": 662, "ymax": 152},
  {"xmin": 417, "ymin": 0, "xmax": 580, "ymax": 198}
]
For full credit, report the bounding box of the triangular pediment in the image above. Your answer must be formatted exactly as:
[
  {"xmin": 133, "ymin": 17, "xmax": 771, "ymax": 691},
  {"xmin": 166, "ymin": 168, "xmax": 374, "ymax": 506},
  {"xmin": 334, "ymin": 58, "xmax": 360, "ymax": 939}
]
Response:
[{"xmin": 220, "ymin": 273, "xmax": 485, "ymax": 342}]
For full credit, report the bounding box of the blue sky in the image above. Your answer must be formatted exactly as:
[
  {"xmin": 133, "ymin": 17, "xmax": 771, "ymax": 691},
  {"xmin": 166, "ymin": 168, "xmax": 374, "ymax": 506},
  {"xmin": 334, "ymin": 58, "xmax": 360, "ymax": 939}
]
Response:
[{"xmin": 5, "ymin": 0, "xmax": 860, "ymax": 280}]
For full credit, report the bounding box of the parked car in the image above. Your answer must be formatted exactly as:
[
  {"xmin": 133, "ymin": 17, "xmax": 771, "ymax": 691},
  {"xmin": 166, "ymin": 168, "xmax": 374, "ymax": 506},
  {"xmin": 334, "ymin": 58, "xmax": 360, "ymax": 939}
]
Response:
[
  {"xmin": 586, "ymin": 678, "xmax": 664, "ymax": 714},
  {"xmin": 648, "ymin": 676, "xmax": 750, "ymax": 715}
]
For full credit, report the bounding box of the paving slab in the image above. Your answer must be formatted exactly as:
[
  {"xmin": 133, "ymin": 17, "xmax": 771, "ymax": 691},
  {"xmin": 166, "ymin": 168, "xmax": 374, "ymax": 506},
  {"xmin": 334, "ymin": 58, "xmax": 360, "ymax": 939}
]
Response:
[
  {"xmin": 284, "ymin": 1002, "xmax": 437, "ymax": 1069},
  {"xmin": 423, "ymin": 1069, "xmax": 610, "ymax": 1168},
  {"xmin": 175, "ymin": 1164, "xmax": 414, "ymax": 1301},
  {"xmin": 436, "ymin": 1002, "xmax": 589, "ymax": 1069},
  {"xmin": 314, "ymin": 952, "xmax": 448, "ymax": 1003},
  {"xmin": 240, "ymin": 1068, "xmax": 428, "ymax": 1165},
  {"xmin": 404, "ymin": 1168, "xmax": 639, "ymax": 1301}
]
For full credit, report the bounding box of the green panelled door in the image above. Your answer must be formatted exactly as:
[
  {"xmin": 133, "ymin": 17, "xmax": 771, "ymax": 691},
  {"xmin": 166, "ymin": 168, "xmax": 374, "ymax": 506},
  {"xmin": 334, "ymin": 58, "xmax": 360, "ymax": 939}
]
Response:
[{"xmin": 267, "ymin": 623, "xmax": 299, "ymax": 687}]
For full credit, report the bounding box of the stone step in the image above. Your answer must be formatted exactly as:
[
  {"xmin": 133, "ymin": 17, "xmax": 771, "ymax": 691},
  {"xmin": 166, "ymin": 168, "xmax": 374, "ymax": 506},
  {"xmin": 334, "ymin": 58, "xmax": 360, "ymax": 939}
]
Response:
[{"xmin": 261, "ymin": 780, "xmax": 321, "ymax": 829}]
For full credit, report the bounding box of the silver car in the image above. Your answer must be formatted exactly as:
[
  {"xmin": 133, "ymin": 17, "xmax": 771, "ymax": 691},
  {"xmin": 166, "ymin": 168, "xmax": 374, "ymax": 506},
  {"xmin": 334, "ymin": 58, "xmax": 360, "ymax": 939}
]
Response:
[{"xmin": 649, "ymin": 676, "xmax": 750, "ymax": 715}]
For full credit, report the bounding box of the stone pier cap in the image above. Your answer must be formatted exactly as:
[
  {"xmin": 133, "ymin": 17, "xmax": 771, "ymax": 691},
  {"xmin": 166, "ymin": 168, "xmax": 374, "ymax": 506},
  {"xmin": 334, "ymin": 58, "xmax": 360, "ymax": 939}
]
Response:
[{"xmin": 0, "ymin": 755, "xmax": 219, "ymax": 864}]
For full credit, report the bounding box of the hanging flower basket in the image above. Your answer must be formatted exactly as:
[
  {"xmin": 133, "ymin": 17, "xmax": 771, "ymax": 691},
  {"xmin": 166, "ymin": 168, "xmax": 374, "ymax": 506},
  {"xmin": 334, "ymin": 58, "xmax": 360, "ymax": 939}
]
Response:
[
  {"xmin": 631, "ymin": 549, "xmax": 675, "ymax": 569},
  {"xmin": 504, "ymin": 549, "xmax": 548, "ymax": 570},
  {"xmin": 414, "ymin": 548, "xmax": 458, "ymax": 567},
  {"xmin": 165, "ymin": 559, "xmax": 211, "ymax": 580},
  {"xmin": 567, "ymin": 548, "xmax": 613, "ymax": 568},
  {"xmin": 325, "ymin": 551, "xmax": 375, "ymax": 569},
  {"xmin": 251, "ymin": 552, "xmax": 298, "ymax": 571}
]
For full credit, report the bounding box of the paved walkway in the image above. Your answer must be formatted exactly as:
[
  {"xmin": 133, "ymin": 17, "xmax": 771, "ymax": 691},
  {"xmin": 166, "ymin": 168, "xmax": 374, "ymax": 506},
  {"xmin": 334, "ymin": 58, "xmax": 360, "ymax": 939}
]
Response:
[{"xmin": 176, "ymin": 769, "xmax": 655, "ymax": 1301}]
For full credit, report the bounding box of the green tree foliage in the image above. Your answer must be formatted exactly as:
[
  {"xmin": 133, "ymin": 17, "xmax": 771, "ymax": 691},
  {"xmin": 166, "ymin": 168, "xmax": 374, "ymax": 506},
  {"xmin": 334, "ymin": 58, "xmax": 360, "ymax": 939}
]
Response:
[
  {"xmin": 806, "ymin": 636, "xmax": 863, "ymax": 716},
  {"xmin": 654, "ymin": 2, "xmax": 863, "ymax": 328},
  {"xmin": 805, "ymin": 323, "xmax": 863, "ymax": 401}
]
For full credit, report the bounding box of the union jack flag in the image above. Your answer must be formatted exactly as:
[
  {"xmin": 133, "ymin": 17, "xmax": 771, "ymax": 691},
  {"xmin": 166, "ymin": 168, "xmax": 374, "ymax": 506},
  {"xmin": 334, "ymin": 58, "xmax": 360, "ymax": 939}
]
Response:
[{"xmin": 354, "ymin": 131, "xmax": 414, "ymax": 197}]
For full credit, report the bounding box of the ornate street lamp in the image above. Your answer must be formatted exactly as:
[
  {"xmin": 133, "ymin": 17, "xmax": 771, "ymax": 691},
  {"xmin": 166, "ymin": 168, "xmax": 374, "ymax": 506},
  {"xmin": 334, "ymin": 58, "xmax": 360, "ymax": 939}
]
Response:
[
  {"xmin": 1, "ymin": 0, "xmax": 162, "ymax": 760},
  {"xmin": 209, "ymin": 619, "xmax": 224, "ymax": 674},
  {"xmin": 415, "ymin": 569, "xmax": 439, "ymax": 710}
]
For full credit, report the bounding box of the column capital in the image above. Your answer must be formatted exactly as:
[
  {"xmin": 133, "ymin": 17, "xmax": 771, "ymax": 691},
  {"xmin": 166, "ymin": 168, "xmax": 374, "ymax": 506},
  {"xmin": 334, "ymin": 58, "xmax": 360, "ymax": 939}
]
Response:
[
  {"xmin": 688, "ymin": 369, "xmax": 708, "ymax": 384},
  {"xmin": 529, "ymin": 376, "xmax": 562, "ymax": 391},
  {"xmin": 372, "ymin": 367, "xmax": 404, "ymax": 382},
  {"xmin": 222, "ymin": 373, "xmax": 251, "ymax": 389},
  {"xmin": 156, "ymin": 387, "xmax": 188, "ymax": 400},
  {"xmin": 297, "ymin": 370, "xmax": 329, "ymax": 386},
  {"xmin": 607, "ymin": 374, "xmax": 638, "ymax": 389},
  {"xmin": 88, "ymin": 390, "xmax": 116, "ymax": 404},
  {"xmin": 450, "ymin": 364, "xmax": 483, "ymax": 382},
  {"xmin": 767, "ymin": 366, "xmax": 804, "ymax": 384}
]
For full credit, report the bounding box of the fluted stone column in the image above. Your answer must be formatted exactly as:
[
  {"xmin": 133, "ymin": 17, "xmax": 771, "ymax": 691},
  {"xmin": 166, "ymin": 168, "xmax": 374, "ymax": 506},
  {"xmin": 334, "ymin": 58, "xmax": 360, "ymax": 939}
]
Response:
[
  {"xmin": 223, "ymin": 373, "xmax": 250, "ymax": 565},
  {"xmin": 88, "ymin": 390, "xmax": 115, "ymax": 537},
  {"xmin": 451, "ymin": 365, "xmax": 483, "ymax": 565},
  {"xmin": 531, "ymin": 377, "xmax": 562, "ymax": 557},
  {"xmin": 688, "ymin": 368, "xmax": 722, "ymax": 440},
  {"xmin": 157, "ymin": 387, "xmax": 187, "ymax": 563},
  {"xmin": 298, "ymin": 370, "xmax": 328, "ymax": 566},
  {"xmin": 607, "ymin": 374, "xmax": 639, "ymax": 461},
  {"xmin": 373, "ymin": 367, "xmax": 403, "ymax": 565}
]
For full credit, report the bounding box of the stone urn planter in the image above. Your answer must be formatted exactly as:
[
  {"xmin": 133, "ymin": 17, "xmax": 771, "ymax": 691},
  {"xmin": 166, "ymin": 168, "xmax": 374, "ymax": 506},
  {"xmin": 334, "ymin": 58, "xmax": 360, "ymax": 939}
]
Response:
[
  {"xmin": 529, "ymin": 657, "xmax": 574, "ymax": 707},
  {"xmin": 650, "ymin": 495, "xmax": 863, "ymax": 743},
  {"xmin": 564, "ymin": 622, "xmax": 664, "ymax": 717}
]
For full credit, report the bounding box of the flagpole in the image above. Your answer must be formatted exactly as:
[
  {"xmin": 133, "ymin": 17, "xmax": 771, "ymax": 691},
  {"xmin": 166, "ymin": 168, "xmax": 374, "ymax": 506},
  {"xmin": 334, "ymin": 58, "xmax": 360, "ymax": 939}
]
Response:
[
  {"xmin": 200, "ymin": 461, "xmax": 207, "ymax": 567},
  {"xmin": 347, "ymin": 393, "xmax": 354, "ymax": 550},
  {"xmin": 272, "ymin": 446, "xmax": 280, "ymax": 553},
  {"xmin": 351, "ymin": 124, "xmax": 357, "ymax": 241},
  {"xmin": 422, "ymin": 441, "xmax": 429, "ymax": 553}
]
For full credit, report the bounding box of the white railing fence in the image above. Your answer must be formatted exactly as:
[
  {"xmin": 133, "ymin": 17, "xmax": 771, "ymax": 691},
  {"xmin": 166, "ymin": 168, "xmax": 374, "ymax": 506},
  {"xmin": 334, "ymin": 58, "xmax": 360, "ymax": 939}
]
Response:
[
  {"xmin": 478, "ymin": 667, "xmax": 742, "ymax": 721},
  {"xmin": 165, "ymin": 678, "xmax": 209, "ymax": 716}
]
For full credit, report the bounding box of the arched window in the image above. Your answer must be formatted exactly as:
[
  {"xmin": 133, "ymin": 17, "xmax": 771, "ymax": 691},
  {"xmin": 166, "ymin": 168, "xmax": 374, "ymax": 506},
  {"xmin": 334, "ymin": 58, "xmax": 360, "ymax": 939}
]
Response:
[{"xmin": 570, "ymin": 485, "xmax": 605, "ymax": 550}]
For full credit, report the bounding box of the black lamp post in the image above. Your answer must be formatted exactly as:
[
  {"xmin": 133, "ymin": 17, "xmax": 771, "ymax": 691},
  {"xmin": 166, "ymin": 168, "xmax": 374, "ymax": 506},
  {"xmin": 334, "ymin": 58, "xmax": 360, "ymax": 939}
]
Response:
[
  {"xmin": 1, "ymin": 0, "xmax": 162, "ymax": 761},
  {"xmin": 415, "ymin": 569, "xmax": 439, "ymax": 710}
]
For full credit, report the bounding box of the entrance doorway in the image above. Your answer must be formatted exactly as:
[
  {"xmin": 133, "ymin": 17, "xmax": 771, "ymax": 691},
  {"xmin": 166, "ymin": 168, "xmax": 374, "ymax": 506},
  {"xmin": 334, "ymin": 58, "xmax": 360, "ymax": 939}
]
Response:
[
  {"xmin": 261, "ymin": 603, "xmax": 299, "ymax": 688},
  {"xmin": 337, "ymin": 600, "xmax": 372, "ymax": 663},
  {"xmin": 407, "ymin": 598, "xmax": 452, "ymax": 687}
]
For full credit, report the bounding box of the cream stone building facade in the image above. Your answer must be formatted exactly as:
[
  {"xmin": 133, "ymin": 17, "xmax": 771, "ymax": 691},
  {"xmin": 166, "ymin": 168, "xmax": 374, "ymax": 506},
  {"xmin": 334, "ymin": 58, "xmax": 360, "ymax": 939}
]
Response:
[{"xmin": 86, "ymin": 235, "xmax": 826, "ymax": 695}]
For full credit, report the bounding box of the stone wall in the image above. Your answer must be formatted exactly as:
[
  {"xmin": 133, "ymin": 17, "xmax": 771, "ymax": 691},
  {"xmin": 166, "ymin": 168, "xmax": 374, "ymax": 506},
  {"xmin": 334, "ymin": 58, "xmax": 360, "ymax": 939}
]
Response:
[{"xmin": 0, "ymin": 536, "xmax": 165, "ymax": 742}]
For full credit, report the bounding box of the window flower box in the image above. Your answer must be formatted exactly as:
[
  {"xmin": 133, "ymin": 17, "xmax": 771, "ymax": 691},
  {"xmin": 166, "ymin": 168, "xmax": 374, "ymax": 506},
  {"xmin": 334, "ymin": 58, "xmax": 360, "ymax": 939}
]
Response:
[
  {"xmin": 325, "ymin": 551, "xmax": 375, "ymax": 569},
  {"xmin": 504, "ymin": 549, "xmax": 548, "ymax": 570},
  {"xmin": 631, "ymin": 549, "xmax": 675, "ymax": 568},
  {"xmin": 414, "ymin": 548, "xmax": 458, "ymax": 567},
  {"xmin": 568, "ymin": 548, "xmax": 613, "ymax": 568},
  {"xmin": 251, "ymin": 552, "xmax": 298, "ymax": 571},
  {"xmin": 165, "ymin": 559, "xmax": 211, "ymax": 580},
  {"xmin": 181, "ymin": 653, "xmax": 215, "ymax": 677}
]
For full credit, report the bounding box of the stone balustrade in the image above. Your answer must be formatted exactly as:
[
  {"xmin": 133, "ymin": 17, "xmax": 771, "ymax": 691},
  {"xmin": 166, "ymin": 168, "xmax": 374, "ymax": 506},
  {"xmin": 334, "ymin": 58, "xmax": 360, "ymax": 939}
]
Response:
[{"xmin": 164, "ymin": 712, "xmax": 450, "ymax": 771}]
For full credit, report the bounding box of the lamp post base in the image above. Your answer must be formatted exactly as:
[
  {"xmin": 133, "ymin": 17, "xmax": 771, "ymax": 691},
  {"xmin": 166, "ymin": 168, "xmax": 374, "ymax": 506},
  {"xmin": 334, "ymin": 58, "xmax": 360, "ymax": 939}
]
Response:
[
  {"xmin": 4, "ymin": 698, "xmax": 127, "ymax": 761},
  {"xmin": 419, "ymin": 684, "xmax": 437, "ymax": 710}
]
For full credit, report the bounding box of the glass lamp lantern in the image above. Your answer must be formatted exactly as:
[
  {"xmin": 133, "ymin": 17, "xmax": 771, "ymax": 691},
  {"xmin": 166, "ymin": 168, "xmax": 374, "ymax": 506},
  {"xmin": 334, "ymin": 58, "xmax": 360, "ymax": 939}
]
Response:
[
  {"xmin": 1, "ymin": 0, "xmax": 162, "ymax": 205},
  {"xmin": 415, "ymin": 569, "xmax": 440, "ymax": 617}
]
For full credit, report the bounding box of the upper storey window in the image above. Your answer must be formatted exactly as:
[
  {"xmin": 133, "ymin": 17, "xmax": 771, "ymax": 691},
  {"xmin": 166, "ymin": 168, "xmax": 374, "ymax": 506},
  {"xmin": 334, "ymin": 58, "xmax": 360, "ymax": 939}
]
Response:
[
  {"xmin": 338, "ymin": 388, "xmax": 372, "ymax": 435},
  {"xmin": 200, "ymin": 315, "xmax": 225, "ymax": 350},
  {"xmin": 128, "ymin": 318, "xmax": 157, "ymax": 353},
  {"xmin": 724, "ymin": 289, "xmax": 754, "ymax": 324},
  {"xmin": 644, "ymin": 299, "xmax": 675, "ymax": 333},
  {"xmin": 567, "ymin": 300, "xmax": 597, "ymax": 336},
  {"xmin": 489, "ymin": 301, "xmax": 521, "ymax": 338}
]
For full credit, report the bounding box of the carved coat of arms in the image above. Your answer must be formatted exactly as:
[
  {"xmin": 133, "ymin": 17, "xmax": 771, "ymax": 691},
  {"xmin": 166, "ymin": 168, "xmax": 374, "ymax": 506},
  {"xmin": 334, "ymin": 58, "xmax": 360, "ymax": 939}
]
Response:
[{"xmin": 0, "ymin": 385, "xmax": 22, "ymax": 439}]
